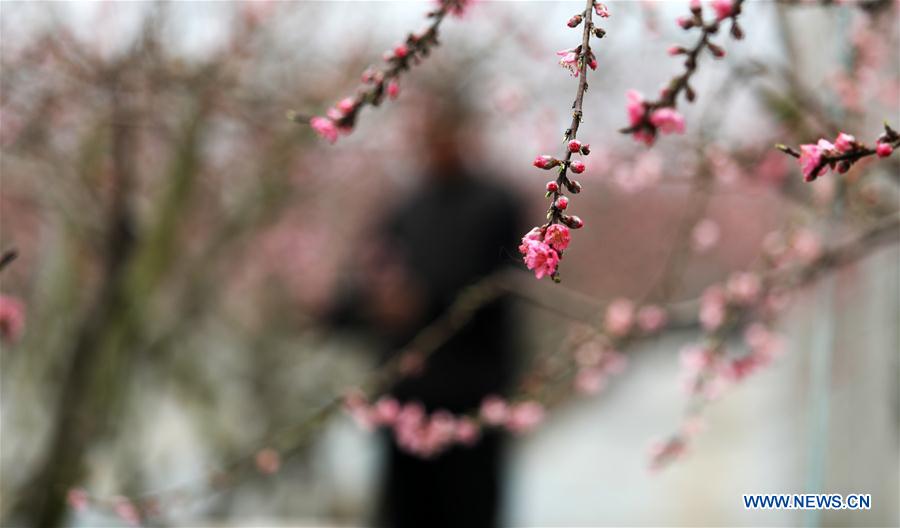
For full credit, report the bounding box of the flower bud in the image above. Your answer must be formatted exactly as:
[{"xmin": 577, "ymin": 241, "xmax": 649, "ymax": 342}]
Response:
[
  {"xmin": 546, "ymin": 181, "xmax": 560, "ymax": 193},
  {"xmin": 593, "ymin": 27, "xmax": 606, "ymax": 39},
  {"xmin": 534, "ymin": 155, "xmax": 560, "ymax": 169},
  {"xmin": 731, "ymin": 22, "xmax": 744, "ymax": 39},
  {"xmin": 876, "ymin": 142, "xmax": 894, "ymax": 158},
  {"xmin": 667, "ymin": 45, "xmax": 686, "ymax": 56},
  {"xmin": 565, "ymin": 179, "xmax": 583, "ymax": 194},
  {"xmin": 567, "ymin": 139, "xmax": 582, "ymax": 153},
  {"xmin": 836, "ymin": 161, "xmax": 850, "ymax": 174},
  {"xmin": 580, "ymin": 143, "xmax": 591, "ymax": 155},
  {"xmin": 393, "ymin": 44, "xmax": 409, "ymax": 59},
  {"xmin": 561, "ymin": 215, "xmax": 584, "ymax": 229},
  {"xmin": 690, "ymin": 0, "xmax": 702, "ymax": 14},
  {"xmin": 387, "ymin": 79, "xmax": 400, "ymax": 99},
  {"xmin": 567, "ymin": 14, "xmax": 583, "ymax": 28},
  {"xmin": 555, "ymin": 196, "xmax": 569, "ymax": 210},
  {"xmin": 707, "ymin": 43, "xmax": 725, "ymax": 58},
  {"xmin": 569, "ymin": 160, "xmax": 586, "ymax": 174},
  {"xmin": 677, "ymin": 16, "xmax": 694, "ymax": 29}
]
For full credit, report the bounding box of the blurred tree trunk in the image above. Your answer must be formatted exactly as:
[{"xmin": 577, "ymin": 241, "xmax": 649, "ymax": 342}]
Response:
[{"xmin": 8, "ymin": 71, "xmax": 211, "ymax": 526}]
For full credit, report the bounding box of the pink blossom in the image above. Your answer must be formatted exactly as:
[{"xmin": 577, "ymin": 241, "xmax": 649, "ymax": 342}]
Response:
[
  {"xmin": 310, "ymin": 116, "xmax": 338, "ymax": 143},
  {"xmin": 679, "ymin": 344, "xmax": 713, "ymax": 373},
  {"xmin": 569, "ymin": 160, "xmax": 586, "ymax": 173},
  {"xmin": 691, "ymin": 218, "xmax": 720, "ymax": 252},
  {"xmin": 336, "ymin": 97, "xmax": 356, "ymax": 114},
  {"xmin": 699, "ymin": 285, "xmax": 726, "ymax": 330},
  {"xmin": 876, "ymin": 142, "xmax": 893, "ymax": 157},
  {"xmin": 393, "ymin": 44, "xmax": 409, "ymax": 59},
  {"xmin": 791, "ymin": 228, "xmax": 821, "ymax": 263},
  {"xmin": 833, "ymin": 132, "xmax": 856, "ymax": 153},
  {"xmin": 520, "ymin": 239, "xmax": 560, "ymax": 280},
  {"xmin": 455, "ymin": 417, "xmax": 481, "ymax": 445},
  {"xmin": 373, "ymin": 396, "xmax": 401, "ymax": 426},
  {"xmin": 648, "ymin": 437, "xmax": 686, "ymax": 471},
  {"xmin": 604, "ymin": 298, "xmax": 635, "ymax": 337},
  {"xmin": 387, "ymin": 79, "xmax": 400, "ymax": 99},
  {"xmin": 744, "ymin": 323, "xmax": 785, "ymax": 362},
  {"xmin": 544, "ymin": 224, "xmax": 570, "ymax": 251},
  {"xmin": 113, "ymin": 497, "xmax": 140, "ymax": 526},
  {"xmin": 649, "ymin": 108, "xmax": 686, "ymax": 134},
  {"xmin": 557, "ymin": 48, "xmax": 580, "ymax": 76},
  {"xmin": 533, "ymin": 155, "xmax": 558, "ymax": 169},
  {"xmin": 726, "ymin": 272, "xmax": 761, "ymax": 305},
  {"xmin": 594, "ymin": 2, "xmax": 609, "ymax": 17},
  {"xmin": 555, "ymin": 196, "xmax": 569, "ymax": 210},
  {"xmin": 67, "ymin": 488, "xmax": 89, "ymax": 512},
  {"xmin": 599, "ymin": 350, "xmax": 628, "ymax": 375},
  {"xmin": 799, "ymin": 139, "xmax": 834, "ymax": 181},
  {"xmin": 506, "ymin": 401, "xmax": 545, "ymax": 433},
  {"xmin": 626, "ymin": 90, "xmax": 646, "ymax": 127},
  {"xmin": 480, "ymin": 396, "xmax": 509, "ymax": 426},
  {"xmin": 546, "ymin": 180, "xmax": 559, "ymax": 192},
  {"xmin": 637, "ymin": 305, "xmax": 667, "ymax": 333},
  {"xmin": 567, "ymin": 139, "xmax": 582, "ymax": 153},
  {"xmin": 0, "ymin": 294, "xmax": 25, "ymax": 343},
  {"xmin": 255, "ymin": 448, "xmax": 281, "ymax": 474},
  {"xmin": 574, "ymin": 367, "xmax": 606, "ymax": 394},
  {"xmin": 711, "ymin": 0, "xmax": 734, "ymax": 20}
]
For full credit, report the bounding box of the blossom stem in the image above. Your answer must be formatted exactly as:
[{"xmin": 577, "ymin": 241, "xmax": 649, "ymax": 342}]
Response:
[{"xmin": 620, "ymin": 0, "xmax": 745, "ymax": 136}]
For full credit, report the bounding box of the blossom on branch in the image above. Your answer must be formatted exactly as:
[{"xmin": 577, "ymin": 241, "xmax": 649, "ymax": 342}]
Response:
[{"xmin": 777, "ymin": 122, "xmax": 900, "ymax": 181}]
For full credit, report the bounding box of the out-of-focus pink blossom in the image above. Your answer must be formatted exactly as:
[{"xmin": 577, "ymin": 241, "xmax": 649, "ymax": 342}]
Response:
[
  {"xmin": 310, "ymin": 116, "xmax": 338, "ymax": 143},
  {"xmin": 555, "ymin": 196, "xmax": 569, "ymax": 210},
  {"xmin": 637, "ymin": 305, "xmax": 668, "ymax": 333},
  {"xmin": 626, "ymin": 90, "xmax": 646, "ymax": 128},
  {"xmin": 726, "ymin": 272, "xmax": 761, "ymax": 305},
  {"xmin": 480, "ymin": 396, "xmax": 508, "ymax": 426},
  {"xmin": 791, "ymin": 228, "xmax": 821, "ymax": 263},
  {"xmin": 255, "ymin": 448, "xmax": 281, "ymax": 474},
  {"xmin": 113, "ymin": 497, "xmax": 140, "ymax": 527},
  {"xmin": 711, "ymin": 0, "xmax": 734, "ymax": 20},
  {"xmin": 699, "ymin": 285, "xmax": 726, "ymax": 330},
  {"xmin": 648, "ymin": 437, "xmax": 686, "ymax": 471},
  {"xmin": 594, "ymin": 2, "xmax": 610, "ymax": 17},
  {"xmin": 544, "ymin": 224, "xmax": 570, "ymax": 251},
  {"xmin": 0, "ymin": 295, "xmax": 25, "ymax": 343},
  {"xmin": 387, "ymin": 79, "xmax": 400, "ymax": 100},
  {"xmin": 599, "ymin": 350, "xmax": 628, "ymax": 375},
  {"xmin": 680, "ymin": 344, "xmax": 713, "ymax": 373},
  {"xmin": 569, "ymin": 160, "xmax": 585, "ymax": 174},
  {"xmin": 604, "ymin": 298, "xmax": 635, "ymax": 337},
  {"xmin": 649, "ymin": 108, "xmax": 685, "ymax": 135},
  {"xmin": 455, "ymin": 417, "xmax": 481, "ymax": 446},
  {"xmin": 876, "ymin": 142, "xmax": 894, "ymax": 158},
  {"xmin": 373, "ymin": 396, "xmax": 401, "ymax": 426},
  {"xmin": 691, "ymin": 218, "xmax": 720, "ymax": 252},
  {"xmin": 574, "ymin": 367, "xmax": 606, "ymax": 395},
  {"xmin": 67, "ymin": 488, "xmax": 89, "ymax": 512},
  {"xmin": 393, "ymin": 44, "xmax": 409, "ymax": 59},
  {"xmin": 506, "ymin": 401, "xmax": 545, "ymax": 433}
]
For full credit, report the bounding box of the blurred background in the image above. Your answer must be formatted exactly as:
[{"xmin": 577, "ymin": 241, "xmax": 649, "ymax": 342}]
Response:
[{"xmin": 1, "ymin": 1, "xmax": 898, "ymax": 526}]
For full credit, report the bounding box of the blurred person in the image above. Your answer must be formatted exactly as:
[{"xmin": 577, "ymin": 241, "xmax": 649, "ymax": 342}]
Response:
[{"xmin": 327, "ymin": 93, "xmax": 524, "ymax": 528}]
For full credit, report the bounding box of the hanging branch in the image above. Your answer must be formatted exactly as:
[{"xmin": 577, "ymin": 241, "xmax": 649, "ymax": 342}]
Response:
[
  {"xmin": 289, "ymin": 0, "xmax": 473, "ymax": 143},
  {"xmin": 620, "ymin": 0, "xmax": 745, "ymax": 145},
  {"xmin": 518, "ymin": 0, "xmax": 610, "ymax": 282},
  {"xmin": 776, "ymin": 122, "xmax": 899, "ymax": 181}
]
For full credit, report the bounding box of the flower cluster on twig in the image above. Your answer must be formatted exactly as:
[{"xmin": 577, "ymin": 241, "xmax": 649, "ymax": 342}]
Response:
[
  {"xmin": 621, "ymin": 0, "xmax": 745, "ymax": 145},
  {"xmin": 518, "ymin": 0, "xmax": 609, "ymax": 282},
  {"xmin": 776, "ymin": 123, "xmax": 899, "ymax": 182},
  {"xmin": 291, "ymin": 0, "xmax": 473, "ymax": 143}
]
